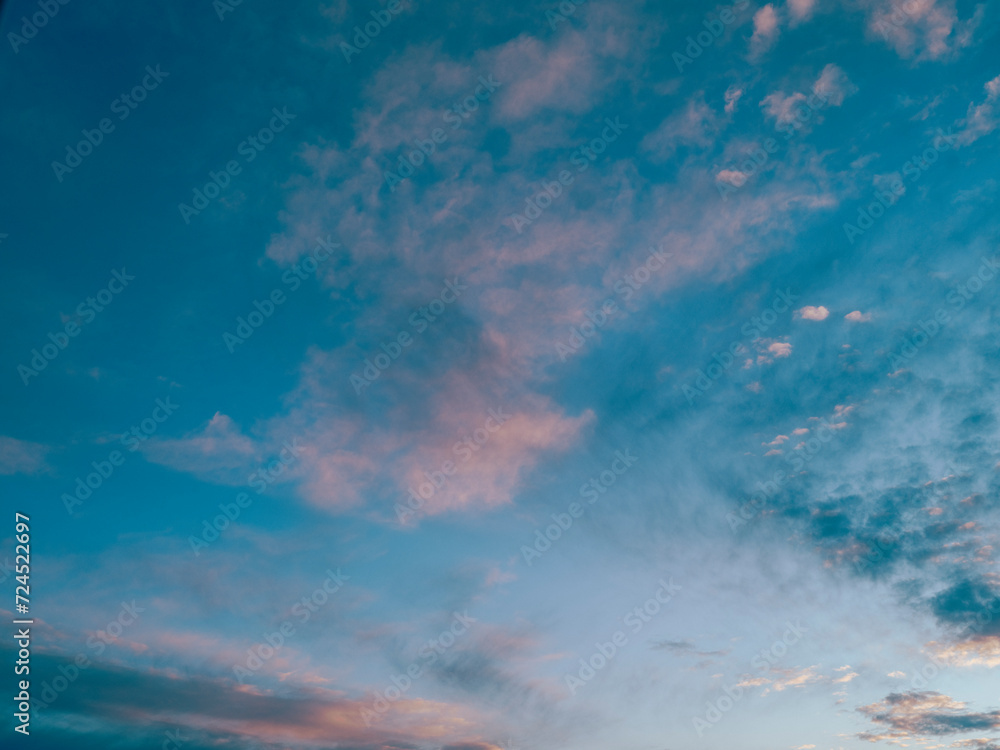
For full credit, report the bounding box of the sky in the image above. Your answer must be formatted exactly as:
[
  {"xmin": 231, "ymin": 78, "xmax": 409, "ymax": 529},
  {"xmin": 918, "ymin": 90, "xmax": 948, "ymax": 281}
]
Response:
[{"xmin": 1, "ymin": 0, "xmax": 999, "ymax": 748}]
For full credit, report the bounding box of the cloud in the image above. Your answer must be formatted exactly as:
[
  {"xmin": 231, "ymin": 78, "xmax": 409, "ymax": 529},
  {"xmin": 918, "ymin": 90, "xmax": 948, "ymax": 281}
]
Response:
[
  {"xmin": 725, "ymin": 83, "xmax": 745, "ymax": 114},
  {"xmin": 492, "ymin": 32, "xmax": 600, "ymax": 122},
  {"xmin": 761, "ymin": 91, "xmax": 808, "ymax": 127},
  {"xmin": 955, "ymin": 74, "xmax": 1000, "ymax": 147},
  {"xmin": 797, "ymin": 306, "xmax": 830, "ymax": 320},
  {"xmin": 752, "ymin": 338, "xmax": 794, "ymax": 365},
  {"xmin": 787, "ymin": 0, "xmax": 816, "ymax": 24},
  {"xmin": 716, "ymin": 169, "xmax": 748, "ymax": 187},
  {"xmin": 858, "ymin": 691, "xmax": 1000, "ymax": 742},
  {"xmin": 811, "ymin": 64, "xmax": 857, "ymax": 106},
  {"xmin": 866, "ymin": 0, "xmax": 983, "ymax": 61},
  {"xmin": 641, "ymin": 97, "xmax": 719, "ymax": 162},
  {"xmin": 845, "ymin": 310, "xmax": 872, "ymax": 322},
  {"xmin": 736, "ymin": 666, "xmax": 825, "ymax": 696},
  {"xmin": 761, "ymin": 65, "xmax": 855, "ymax": 128},
  {"xmin": 0, "ymin": 436, "xmax": 49, "ymax": 475},
  {"xmin": 652, "ymin": 639, "xmax": 731, "ymax": 657},
  {"xmin": 750, "ymin": 4, "xmax": 781, "ymax": 58},
  {"xmin": 142, "ymin": 412, "xmax": 263, "ymax": 486},
  {"xmin": 7, "ymin": 646, "xmax": 491, "ymax": 750},
  {"xmin": 928, "ymin": 636, "xmax": 1000, "ymax": 667}
]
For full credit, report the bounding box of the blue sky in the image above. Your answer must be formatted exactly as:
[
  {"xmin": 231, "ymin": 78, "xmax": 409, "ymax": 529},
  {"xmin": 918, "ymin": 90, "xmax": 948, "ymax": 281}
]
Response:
[{"xmin": 1, "ymin": 0, "xmax": 1000, "ymax": 747}]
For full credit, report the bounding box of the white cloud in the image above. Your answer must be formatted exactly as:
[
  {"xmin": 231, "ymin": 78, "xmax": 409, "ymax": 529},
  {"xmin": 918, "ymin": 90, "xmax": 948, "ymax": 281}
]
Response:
[{"xmin": 845, "ymin": 310, "xmax": 872, "ymax": 322}]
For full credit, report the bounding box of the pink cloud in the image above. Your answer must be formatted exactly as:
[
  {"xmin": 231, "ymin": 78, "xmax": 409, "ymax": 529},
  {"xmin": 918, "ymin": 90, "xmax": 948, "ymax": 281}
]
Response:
[
  {"xmin": 0, "ymin": 435, "xmax": 49, "ymax": 476},
  {"xmin": 797, "ymin": 305, "xmax": 829, "ymax": 320}
]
